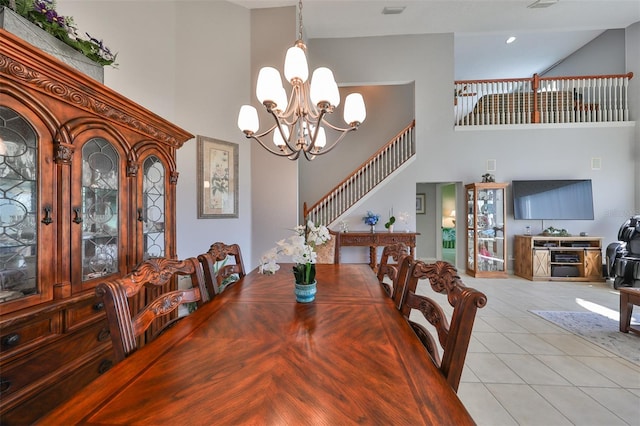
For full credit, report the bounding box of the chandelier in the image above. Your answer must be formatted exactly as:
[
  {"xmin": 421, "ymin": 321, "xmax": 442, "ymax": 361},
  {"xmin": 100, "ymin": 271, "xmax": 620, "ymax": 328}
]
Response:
[{"xmin": 237, "ymin": 0, "xmax": 366, "ymax": 161}]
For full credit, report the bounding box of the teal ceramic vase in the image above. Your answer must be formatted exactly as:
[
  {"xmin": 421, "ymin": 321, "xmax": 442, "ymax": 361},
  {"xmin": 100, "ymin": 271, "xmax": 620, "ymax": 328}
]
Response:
[{"xmin": 294, "ymin": 281, "xmax": 317, "ymax": 303}]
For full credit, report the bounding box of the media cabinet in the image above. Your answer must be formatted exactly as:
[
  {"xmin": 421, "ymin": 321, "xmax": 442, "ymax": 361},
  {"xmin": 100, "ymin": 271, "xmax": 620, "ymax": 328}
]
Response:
[{"xmin": 514, "ymin": 235, "xmax": 603, "ymax": 282}]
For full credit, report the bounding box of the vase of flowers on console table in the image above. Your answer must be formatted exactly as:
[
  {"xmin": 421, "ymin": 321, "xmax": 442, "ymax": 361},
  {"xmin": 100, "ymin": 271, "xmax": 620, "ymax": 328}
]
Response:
[
  {"xmin": 363, "ymin": 211, "xmax": 380, "ymax": 233},
  {"xmin": 260, "ymin": 220, "xmax": 331, "ymax": 303}
]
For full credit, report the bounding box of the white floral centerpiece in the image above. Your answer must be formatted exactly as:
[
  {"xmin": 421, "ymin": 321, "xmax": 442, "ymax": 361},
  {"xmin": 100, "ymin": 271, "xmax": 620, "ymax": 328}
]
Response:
[{"xmin": 260, "ymin": 220, "xmax": 331, "ymax": 285}]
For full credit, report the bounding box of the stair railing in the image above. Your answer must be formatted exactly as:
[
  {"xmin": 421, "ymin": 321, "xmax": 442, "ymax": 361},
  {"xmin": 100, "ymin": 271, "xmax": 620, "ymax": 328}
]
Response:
[{"xmin": 304, "ymin": 120, "xmax": 416, "ymax": 226}]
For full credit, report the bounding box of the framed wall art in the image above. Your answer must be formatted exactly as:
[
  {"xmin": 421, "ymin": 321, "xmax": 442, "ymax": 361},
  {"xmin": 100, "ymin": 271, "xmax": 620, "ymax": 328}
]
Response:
[
  {"xmin": 197, "ymin": 136, "xmax": 239, "ymax": 218},
  {"xmin": 416, "ymin": 193, "xmax": 426, "ymax": 215}
]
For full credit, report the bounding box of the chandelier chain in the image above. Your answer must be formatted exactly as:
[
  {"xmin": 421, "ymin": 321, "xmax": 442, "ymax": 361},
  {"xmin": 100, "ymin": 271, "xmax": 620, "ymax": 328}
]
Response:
[{"xmin": 297, "ymin": 0, "xmax": 304, "ymax": 41}]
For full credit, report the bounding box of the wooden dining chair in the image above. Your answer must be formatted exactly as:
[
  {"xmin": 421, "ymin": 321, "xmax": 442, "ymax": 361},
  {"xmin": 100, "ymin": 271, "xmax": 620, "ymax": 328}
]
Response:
[
  {"xmin": 390, "ymin": 254, "xmax": 414, "ymax": 309},
  {"xmin": 400, "ymin": 260, "xmax": 487, "ymax": 392},
  {"xmin": 315, "ymin": 229, "xmax": 341, "ymax": 264},
  {"xmin": 376, "ymin": 242, "xmax": 410, "ymax": 295},
  {"xmin": 197, "ymin": 242, "xmax": 246, "ymax": 297},
  {"xmin": 96, "ymin": 257, "xmax": 208, "ymax": 362}
]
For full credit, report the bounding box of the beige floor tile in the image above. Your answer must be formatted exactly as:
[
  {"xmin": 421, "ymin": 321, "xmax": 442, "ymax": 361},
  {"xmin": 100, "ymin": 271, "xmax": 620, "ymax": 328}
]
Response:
[
  {"xmin": 482, "ymin": 316, "xmax": 530, "ymax": 333},
  {"xmin": 503, "ymin": 332, "xmax": 566, "ymax": 355},
  {"xmin": 497, "ymin": 354, "xmax": 571, "ymax": 385},
  {"xmin": 580, "ymin": 387, "xmax": 640, "ymax": 425},
  {"xmin": 533, "ymin": 385, "xmax": 627, "ymax": 425},
  {"xmin": 536, "ymin": 333, "xmax": 613, "ymax": 357},
  {"xmin": 473, "ymin": 332, "xmax": 528, "ymax": 354},
  {"xmin": 485, "ymin": 383, "xmax": 572, "ymax": 425},
  {"xmin": 457, "ymin": 382, "xmax": 517, "ymax": 426},
  {"xmin": 575, "ymin": 356, "xmax": 640, "ymax": 389},
  {"xmin": 465, "ymin": 353, "xmax": 525, "ymax": 384},
  {"xmin": 535, "ymin": 355, "xmax": 619, "ymax": 387}
]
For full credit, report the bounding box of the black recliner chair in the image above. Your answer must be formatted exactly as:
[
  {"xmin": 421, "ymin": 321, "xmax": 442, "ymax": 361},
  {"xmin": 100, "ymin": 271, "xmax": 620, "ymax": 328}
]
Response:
[{"xmin": 606, "ymin": 215, "xmax": 640, "ymax": 289}]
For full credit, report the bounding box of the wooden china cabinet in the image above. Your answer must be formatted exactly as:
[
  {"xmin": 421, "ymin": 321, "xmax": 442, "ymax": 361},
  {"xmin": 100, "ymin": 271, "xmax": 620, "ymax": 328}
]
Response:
[{"xmin": 0, "ymin": 29, "xmax": 193, "ymax": 423}]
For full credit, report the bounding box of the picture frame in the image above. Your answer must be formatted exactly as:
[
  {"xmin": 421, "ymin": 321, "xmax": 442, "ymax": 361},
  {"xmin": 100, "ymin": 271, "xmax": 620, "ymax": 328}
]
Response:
[
  {"xmin": 197, "ymin": 136, "xmax": 239, "ymax": 218},
  {"xmin": 416, "ymin": 193, "xmax": 426, "ymax": 215}
]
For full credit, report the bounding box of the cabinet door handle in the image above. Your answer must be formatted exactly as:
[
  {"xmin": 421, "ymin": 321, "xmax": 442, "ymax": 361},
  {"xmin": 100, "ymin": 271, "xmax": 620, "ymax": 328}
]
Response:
[
  {"xmin": 97, "ymin": 328, "xmax": 111, "ymax": 342},
  {"xmin": 98, "ymin": 359, "xmax": 113, "ymax": 374},
  {"xmin": 42, "ymin": 206, "xmax": 53, "ymax": 225},
  {"xmin": 137, "ymin": 208, "xmax": 144, "ymax": 222},
  {"xmin": 0, "ymin": 378, "xmax": 11, "ymax": 395},
  {"xmin": 93, "ymin": 302, "xmax": 104, "ymax": 311},
  {"xmin": 72, "ymin": 207, "xmax": 83, "ymax": 224},
  {"xmin": 1, "ymin": 333, "xmax": 20, "ymax": 348}
]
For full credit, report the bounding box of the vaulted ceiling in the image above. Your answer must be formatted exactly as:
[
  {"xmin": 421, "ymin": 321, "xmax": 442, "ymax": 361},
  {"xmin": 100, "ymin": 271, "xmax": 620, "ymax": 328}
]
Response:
[{"xmin": 228, "ymin": 0, "xmax": 640, "ymax": 80}]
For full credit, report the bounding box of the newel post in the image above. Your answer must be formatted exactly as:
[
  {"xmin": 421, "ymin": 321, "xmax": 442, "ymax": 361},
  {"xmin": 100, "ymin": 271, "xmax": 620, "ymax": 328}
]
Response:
[{"xmin": 532, "ymin": 73, "xmax": 540, "ymax": 123}]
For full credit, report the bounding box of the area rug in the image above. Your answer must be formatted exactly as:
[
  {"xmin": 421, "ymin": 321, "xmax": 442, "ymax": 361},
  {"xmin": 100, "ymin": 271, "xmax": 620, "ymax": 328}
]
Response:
[{"xmin": 530, "ymin": 310, "xmax": 640, "ymax": 366}]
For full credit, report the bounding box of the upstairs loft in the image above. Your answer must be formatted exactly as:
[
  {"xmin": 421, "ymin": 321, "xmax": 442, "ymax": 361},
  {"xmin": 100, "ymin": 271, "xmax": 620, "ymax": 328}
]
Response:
[{"xmin": 454, "ymin": 72, "xmax": 634, "ymax": 127}]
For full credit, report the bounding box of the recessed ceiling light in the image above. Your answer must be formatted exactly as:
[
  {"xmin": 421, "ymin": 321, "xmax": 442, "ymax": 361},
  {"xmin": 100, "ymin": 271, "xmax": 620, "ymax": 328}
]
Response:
[
  {"xmin": 382, "ymin": 6, "xmax": 406, "ymax": 15},
  {"xmin": 528, "ymin": 0, "xmax": 559, "ymax": 9},
  {"xmin": 506, "ymin": 36, "xmax": 517, "ymax": 44}
]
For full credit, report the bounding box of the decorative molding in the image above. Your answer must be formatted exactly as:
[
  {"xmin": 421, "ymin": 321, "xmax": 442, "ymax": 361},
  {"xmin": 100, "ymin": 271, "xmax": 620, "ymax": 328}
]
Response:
[
  {"xmin": 54, "ymin": 142, "xmax": 74, "ymax": 164},
  {"xmin": 0, "ymin": 50, "xmax": 184, "ymax": 148}
]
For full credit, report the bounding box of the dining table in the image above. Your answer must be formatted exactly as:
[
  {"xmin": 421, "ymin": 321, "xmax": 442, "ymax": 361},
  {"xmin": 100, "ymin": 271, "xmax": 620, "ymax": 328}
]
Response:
[{"xmin": 38, "ymin": 263, "xmax": 475, "ymax": 425}]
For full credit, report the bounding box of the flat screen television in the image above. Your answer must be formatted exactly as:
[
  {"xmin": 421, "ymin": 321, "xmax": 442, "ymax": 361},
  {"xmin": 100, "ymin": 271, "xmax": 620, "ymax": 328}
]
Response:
[{"xmin": 512, "ymin": 179, "xmax": 594, "ymax": 220}]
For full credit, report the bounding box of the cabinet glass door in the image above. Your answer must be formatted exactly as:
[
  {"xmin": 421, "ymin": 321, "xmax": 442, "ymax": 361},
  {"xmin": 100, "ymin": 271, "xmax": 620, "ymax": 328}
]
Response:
[
  {"xmin": 142, "ymin": 156, "xmax": 166, "ymax": 259},
  {"xmin": 0, "ymin": 107, "xmax": 38, "ymax": 303},
  {"xmin": 81, "ymin": 138, "xmax": 119, "ymax": 281},
  {"xmin": 475, "ymin": 187, "xmax": 505, "ymax": 272},
  {"xmin": 466, "ymin": 190, "xmax": 475, "ymax": 271}
]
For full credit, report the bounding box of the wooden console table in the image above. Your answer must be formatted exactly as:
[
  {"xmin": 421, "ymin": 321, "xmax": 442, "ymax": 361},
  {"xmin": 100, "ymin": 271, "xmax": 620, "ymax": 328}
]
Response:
[{"xmin": 338, "ymin": 232, "xmax": 419, "ymax": 269}]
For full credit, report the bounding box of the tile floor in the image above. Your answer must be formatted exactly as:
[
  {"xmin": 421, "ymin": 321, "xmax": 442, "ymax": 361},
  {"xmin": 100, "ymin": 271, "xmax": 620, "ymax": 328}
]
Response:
[{"xmin": 412, "ymin": 274, "xmax": 640, "ymax": 426}]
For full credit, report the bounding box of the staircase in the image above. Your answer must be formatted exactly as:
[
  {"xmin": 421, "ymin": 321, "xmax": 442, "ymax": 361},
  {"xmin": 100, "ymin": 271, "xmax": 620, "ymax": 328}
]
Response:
[{"xmin": 304, "ymin": 120, "xmax": 416, "ymax": 226}]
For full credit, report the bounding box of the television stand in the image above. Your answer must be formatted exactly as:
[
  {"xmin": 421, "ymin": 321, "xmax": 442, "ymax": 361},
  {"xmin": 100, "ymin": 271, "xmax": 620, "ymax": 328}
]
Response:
[{"xmin": 514, "ymin": 235, "xmax": 603, "ymax": 281}]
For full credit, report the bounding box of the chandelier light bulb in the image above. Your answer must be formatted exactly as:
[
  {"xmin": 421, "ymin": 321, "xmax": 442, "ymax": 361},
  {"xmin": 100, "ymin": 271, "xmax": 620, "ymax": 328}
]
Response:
[
  {"xmin": 284, "ymin": 45, "xmax": 309, "ymax": 83},
  {"xmin": 343, "ymin": 93, "xmax": 366, "ymax": 125},
  {"xmin": 314, "ymin": 126, "xmax": 327, "ymax": 149},
  {"xmin": 273, "ymin": 125, "xmax": 290, "ymax": 147},
  {"xmin": 237, "ymin": 105, "xmax": 259, "ymax": 133},
  {"xmin": 256, "ymin": 67, "xmax": 284, "ymax": 106},
  {"xmin": 310, "ymin": 67, "xmax": 340, "ymax": 108}
]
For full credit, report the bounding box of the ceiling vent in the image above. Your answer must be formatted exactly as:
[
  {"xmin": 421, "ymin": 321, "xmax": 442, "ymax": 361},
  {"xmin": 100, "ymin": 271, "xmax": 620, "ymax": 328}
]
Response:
[
  {"xmin": 527, "ymin": 0, "xmax": 558, "ymax": 8},
  {"xmin": 382, "ymin": 6, "xmax": 406, "ymax": 15}
]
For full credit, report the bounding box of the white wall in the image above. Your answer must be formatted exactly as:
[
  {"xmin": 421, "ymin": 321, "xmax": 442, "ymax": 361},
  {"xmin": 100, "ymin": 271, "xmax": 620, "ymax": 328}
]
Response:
[{"xmin": 543, "ymin": 29, "xmax": 626, "ymax": 76}]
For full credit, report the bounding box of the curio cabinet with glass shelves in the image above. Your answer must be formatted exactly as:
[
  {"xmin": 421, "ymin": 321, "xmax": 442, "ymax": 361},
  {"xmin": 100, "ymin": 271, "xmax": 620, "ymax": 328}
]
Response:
[{"xmin": 465, "ymin": 182, "xmax": 508, "ymax": 278}]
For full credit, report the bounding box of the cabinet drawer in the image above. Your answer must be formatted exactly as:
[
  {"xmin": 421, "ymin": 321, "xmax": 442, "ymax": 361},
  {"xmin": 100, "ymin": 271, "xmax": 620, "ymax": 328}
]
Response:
[
  {"xmin": 0, "ymin": 319, "xmax": 111, "ymax": 399},
  {"xmin": 0, "ymin": 311, "xmax": 62, "ymax": 359},
  {"xmin": 1, "ymin": 347, "xmax": 115, "ymax": 425},
  {"xmin": 65, "ymin": 294, "xmax": 107, "ymax": 331}
]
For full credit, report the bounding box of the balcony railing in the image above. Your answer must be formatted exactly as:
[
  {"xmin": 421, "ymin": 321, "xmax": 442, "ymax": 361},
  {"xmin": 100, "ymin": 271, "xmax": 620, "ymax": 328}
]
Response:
[{"xmin": 455, "ymin": 72, "xmax": 633, "ymax": 127}]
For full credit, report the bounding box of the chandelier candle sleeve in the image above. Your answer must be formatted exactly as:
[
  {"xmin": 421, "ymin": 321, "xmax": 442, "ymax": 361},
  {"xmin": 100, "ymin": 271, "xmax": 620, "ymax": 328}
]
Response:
[{"xmin": 237, "ymin": 0, "xmax": 365, "ymax": 161}]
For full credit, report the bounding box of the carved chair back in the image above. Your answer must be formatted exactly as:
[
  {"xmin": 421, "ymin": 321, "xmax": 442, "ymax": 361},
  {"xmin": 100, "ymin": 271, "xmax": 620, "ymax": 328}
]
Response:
[
  {"xmin": 198, "ymin": 242, "xmax": 246, "ymax": 297},
  {"xmin": 96, "ymin": 257, "xmax": 208, "ymax": 362},
  {"xmin": 376, "ymin": 243, "xmax": 410, "ymax": 295},
  {"xmin": 400, "ymin": 260, "xmax": 487, "ymax": 392}
]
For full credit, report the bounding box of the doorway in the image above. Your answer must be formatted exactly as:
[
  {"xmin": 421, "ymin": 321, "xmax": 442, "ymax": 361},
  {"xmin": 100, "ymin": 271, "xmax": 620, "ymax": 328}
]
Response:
[{"xmin": 415, "ymin": 182, "xmax": 460, "ymax": 268}]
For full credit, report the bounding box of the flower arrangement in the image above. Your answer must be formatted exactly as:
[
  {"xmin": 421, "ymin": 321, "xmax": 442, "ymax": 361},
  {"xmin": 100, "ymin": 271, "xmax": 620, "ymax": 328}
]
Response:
[
  {"xmin": 260, "ymin": 220, "xmax": 331, "ymax": 285},
  {"xmin": 2, "ymin": 0, "xmax": 117, "ymax": 66},
  {"xmin": 362, "ymin": 211, "xmax": 380, "ymax": 226}
]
